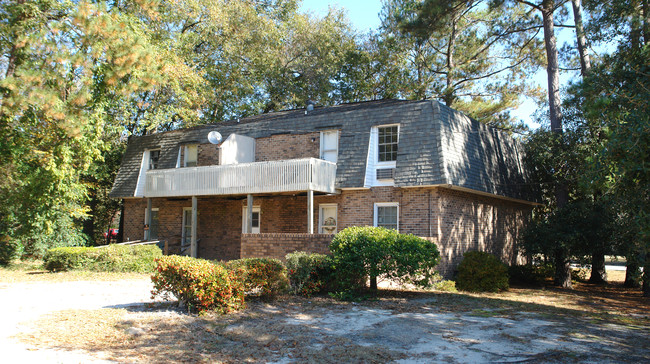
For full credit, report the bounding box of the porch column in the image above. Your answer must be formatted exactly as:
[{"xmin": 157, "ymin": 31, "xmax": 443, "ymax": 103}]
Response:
[
  {"xmin": 307, "ymin": 189, "xmax": 314, "ymax": 234},
  {"xmin": 246, "ymin": 194, "xmax": 253, "ymax": 234},
  {"xmin": 191, "ymin": 196, "xmax": 197, "ymax": 258},
  {"xmin": 145, "ymin": 198, "xmax": 152, "ymax": 241}
]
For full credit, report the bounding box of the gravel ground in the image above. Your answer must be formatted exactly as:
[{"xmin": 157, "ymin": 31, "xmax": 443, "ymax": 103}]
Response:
[
  {"xmin": 1, "ymin": 278, "xmax": 648, "ymax": 363},
  {"xmin": 0, "ymin": 279, "xmax": 157, "ymax": 363}
]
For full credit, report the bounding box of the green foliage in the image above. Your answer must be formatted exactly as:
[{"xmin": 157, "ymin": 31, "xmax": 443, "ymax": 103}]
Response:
[
  {"xmin": 429, "ymin": 272, "xmax": 457, "ymax": 292},
  {"xmin": 377, "ymin": 0, "xmax": 543, "ymax": 128},
  {"xmin": 285, "ymin": 251, "xmax": 334, "ymax": 297},
  {"xmin": 508, "ymin": 263, "xmax": 553, "ymax": 286},
  {"xmin": 0, "ymin": 236, "xmax": 21, "ymax": 266},
  {"xmin": 151, "ymin": 256, "xmax": 245, "ymax": 314},
  {"xmin": 224, "ymin": 258, "xmax": 289, "ymax": 299},
  {"xmin": 456, "ymin": 251, "xmax": 509, "ymax": 292},
  {"xmin": 43, "ymin": 245, "xmax": 162, "ymax": 273},
  {"xmin": 329, "ymin": 226, "xmax": 440, "ymax": 294}
]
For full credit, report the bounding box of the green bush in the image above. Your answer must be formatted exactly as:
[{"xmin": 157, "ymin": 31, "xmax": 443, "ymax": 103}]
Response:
[
  {"xmin": 508, "ymin": 263, "xmax": 553, "ymax": 286},
  {"xmin": 429, "ymin": 272, "xmax": 458, "ymax": 292},
  {"xmin": 456, "ymin": 251, "xmax": 509, "ymax": 292},
  {"xmin": 329, "ymin": 226, "xmax": 440, "ymax": 293},
  {"xmin": 43, "ymin": 245, "xmax": 162, "ymax": 272},
  {"xmin": 285, "ymin": 251, "xmax": 334, "ymax": 296},
  {"xmin": 0, "ymin": 236, "xmax": 21, "ymax": 266},
  {"xmin": 224, "ymin": 258, "xmax": 289, "ymax": 298},
  {"xmin": 151, "ymin": 255, "xmax": 245, "ymax": 314}
]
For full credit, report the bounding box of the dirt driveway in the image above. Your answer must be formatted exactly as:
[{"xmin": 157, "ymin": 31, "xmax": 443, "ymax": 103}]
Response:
[{"xmin": 1, "ymin": 279, "xmax": 649, "ymax": 363}]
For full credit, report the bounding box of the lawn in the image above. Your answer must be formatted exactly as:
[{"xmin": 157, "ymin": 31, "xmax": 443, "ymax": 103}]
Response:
[
  {"xmin": 10, "ymin": 266, "xmax": 649, "ymax": 363},
  {"xmin": 0, "ymin": 260, "xmax": 151, "ymax": 284}
]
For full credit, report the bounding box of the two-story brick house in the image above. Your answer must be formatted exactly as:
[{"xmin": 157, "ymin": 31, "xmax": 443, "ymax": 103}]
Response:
[{"xmin": 110, "ymin": 99, "xmax": 536, "ymax": 276}]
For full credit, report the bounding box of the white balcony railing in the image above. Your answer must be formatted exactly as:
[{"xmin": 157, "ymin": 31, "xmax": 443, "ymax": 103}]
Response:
[{"xmin": 143, "ymin": 158, "xmax": 336, "ymax": 198}]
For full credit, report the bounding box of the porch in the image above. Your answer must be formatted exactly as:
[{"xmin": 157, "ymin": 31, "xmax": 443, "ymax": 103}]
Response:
[{"xmin": 139, "ymin": 159, "xmax": 338, "ymax": 258}]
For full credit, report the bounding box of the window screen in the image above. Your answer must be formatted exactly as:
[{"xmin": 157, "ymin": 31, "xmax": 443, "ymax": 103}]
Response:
[{"xmin": 378, "ymin": 126, "xmax": 398, "ymax": 162}]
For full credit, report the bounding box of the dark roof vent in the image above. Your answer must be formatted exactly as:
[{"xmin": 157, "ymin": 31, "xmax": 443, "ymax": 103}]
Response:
[{"xmin": 306, "ymin": 100, "xmax": 316, "ymax": 113}]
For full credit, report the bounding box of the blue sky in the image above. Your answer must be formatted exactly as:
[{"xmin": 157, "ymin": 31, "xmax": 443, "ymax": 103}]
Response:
[{"xmin": 298, "ymin": 0, "xmax": 588, "ymax": 129}]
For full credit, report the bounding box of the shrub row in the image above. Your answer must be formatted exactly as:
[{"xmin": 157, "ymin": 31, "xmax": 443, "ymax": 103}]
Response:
[
  {"xmin": 456, "ymin": 251, "xmax": 509, "ymax": 292},
  {"xmin": 43, "ymin": 245, "xmax": 162, "ymax": 273},
  {"xmin": 151, "ymin": 256, "xmax": 246, "ymax": 314},
  {"xmin": 285, "ymin": 251, "xmax": 334, "ymax": 297},
  {"xmin": 152, "ymin": 256, "xmax": 289, "ymax": 313},
  {"xmin": 0, "ymin": 236, "xmax": 20, "ymax": 266}
]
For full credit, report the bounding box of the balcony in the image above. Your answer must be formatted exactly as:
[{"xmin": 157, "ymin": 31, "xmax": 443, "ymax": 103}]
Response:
[{"xmin": 143, "ymin": 158, "xmax": 336, "ymax": 198}]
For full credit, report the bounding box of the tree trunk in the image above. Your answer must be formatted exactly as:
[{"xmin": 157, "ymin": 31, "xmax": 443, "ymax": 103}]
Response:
[
  {"xmin": 642, "ymin": 0, "xmax": 649, "ymax": 46},
  {"xmin": 571, "ymin": 0, "xmax": 591, "ymax": 76},
  {"xmin": 624, "ymin": 254, "xmax": 641, "ymax": 288},
  {"xmin": 369, "ymin": 275, "xmax": 378, "ymax": 292},
  {"xmin": 554, "ymin": 248, "xmax": 572, "ymax": 288},
  {"xmin": 589, "ymin": 252, "xmax": 607, "ymax": 284},
  {"xmin": 541, "ymin": 0, "xmax": 562, "ymax": 133}
]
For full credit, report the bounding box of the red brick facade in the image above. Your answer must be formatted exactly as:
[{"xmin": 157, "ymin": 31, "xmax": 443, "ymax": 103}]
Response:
[
  {"xmin": 123, "ymin": 186, "xmax": 530, "ymax": 277},
  {"xmin": 255, "ymin": 132, "xmax": 320, "ymax": 162}
]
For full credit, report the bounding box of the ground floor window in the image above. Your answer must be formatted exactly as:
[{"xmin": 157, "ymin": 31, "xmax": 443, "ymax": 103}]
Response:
[
  {"xmin": 319, "ymin": 204, "xmax": 338, "ymax": 234},
  {"xmin": 242, "ymin": 206, "xmax": 261, "ymax": 234},
  {"xmin": 182, "ymin": 207, "xmax": 193, "ymax": 245},
  {"xmin": 374, "ymin": 202, "xmax": 399, "ymax": 231},
  {"xmin": 144, "ymin": 208, "xmax": 159, "ymax": 240}
]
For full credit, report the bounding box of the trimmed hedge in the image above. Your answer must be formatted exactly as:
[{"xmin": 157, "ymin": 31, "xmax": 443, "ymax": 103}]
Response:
[
  {"xmin": 151, "ymin": 255, "xmax": 245, "ymax": 314},
  {"xmin": 224, "ymin": 258, "xmax": 289, "ymax": 298},
  {"xmin": 285, "ymin": 251, "xmax": 334, "ymax": 296},
  {"xmin": 329, "ymin": 226, "xmax": 440, "ymax": 293},
  {"xmin": 43, "ymin": 245, "xmax": 162, "ymax": 273},
  {"xmin": 456, "ymin": 251, "xmax": 509, "ymax": 292}
]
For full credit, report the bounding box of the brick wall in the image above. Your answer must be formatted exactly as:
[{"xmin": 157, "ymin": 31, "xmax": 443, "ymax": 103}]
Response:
[
  {"xmin": 255, "ymin": 132, "xmax": 320, "ymax": 162},
  {"xmin": 198, "ymin": 143, "xmax": 219, "ymax": 166},
  {"xmin": 434, "ymin": 188, "xmax": 531, "ymax": 277},
  {"xmin": 121, "ymin": 186, "xmax": 531, "ymax": 278},
  {"xmin": 241, "ymin": 233, "xmax": 333, "ymax": 259}
]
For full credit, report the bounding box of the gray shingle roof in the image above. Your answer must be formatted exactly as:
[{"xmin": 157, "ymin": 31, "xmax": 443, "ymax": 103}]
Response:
[{"xmin": 110, "ymin": 99, "xmax": 532, "ymax": 202}]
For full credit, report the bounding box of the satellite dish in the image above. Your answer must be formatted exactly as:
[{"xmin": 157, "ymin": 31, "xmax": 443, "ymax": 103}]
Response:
[{"xmin": 207, "ymin": 131, "xmax": 223, "ymax": 144}]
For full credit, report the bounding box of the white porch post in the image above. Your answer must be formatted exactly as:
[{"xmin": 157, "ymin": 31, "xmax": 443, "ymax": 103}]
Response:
[
  {"xmin": 145, "ymin": 198, "xmax": 152, "ymax": 241},
  {"xmin": 246, "ymin": 194, "xmax": 253, "ymax": 234},
  {"xmin": 307, "ymin": 189, "xmax": 314, "ymax": 234},
  {"xmin": 191, "ymin": 196, "xmax": 197, "ymax": 258}
]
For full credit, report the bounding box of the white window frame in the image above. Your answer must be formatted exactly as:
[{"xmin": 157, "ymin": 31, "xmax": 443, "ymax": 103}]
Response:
[
  {"xmin": 374, "ymin": 202, "xmax": 399, "ymax": 231},
  {"xmin": 319, "ymin": 130, "xmax": 339, "ymax": 163},
  {"xmin": 181, "ymin": 207, "xmax": 192, "ymax": 245},
  {"xmin": 183, "ymin": 144, "xmax": 198, "ymax": 167},
  {"xmin": 148, "ymin": 149, "xmax": 161, "ymax": 170},
  {"xmin": 242, "ymin": 206, "xmax": 261, "ymax": 234},
  {"xmin": 318, "ymin": 203, "xmax": 338, "ymax": 234},
  {"xmin": 376, "ymin": 124, "xmax": 399, "ymax": 167},
  {"xmin": 144, "ymin": 208, "xmax": 159, "ymax": 240}
]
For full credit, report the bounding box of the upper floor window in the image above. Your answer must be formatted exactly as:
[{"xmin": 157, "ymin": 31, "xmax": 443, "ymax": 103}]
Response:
[
  {"xmin": 378, "ymin": 125, "xmax": 398, "ymax": 163},
  {"xmin": 320, "ymin": 130, "xmax": 339, "ymax": 163},
  {"xmin": 148, "ymin": 150, "xmax": 160, "ymax": 170},
  {"xmin": 184, "ymin": 145, "xmax": 198, "ymax": 167}
]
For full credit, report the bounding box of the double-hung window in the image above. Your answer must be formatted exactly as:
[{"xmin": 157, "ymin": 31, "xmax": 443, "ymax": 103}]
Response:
[
  {"xmin": 374, "ymin": 202, "xmax": 399, "ymax": 231},
  {"xmin": 320, "ymin": 130, "xmax": 339, "ymax": 163},
  {"xmin": 378, "ymin": 125, "xmax": 398, "ymax": 163},
  {"xmin": 148, "ymin": 150, "xmax": 160, "ymax": 170},
  {"xmin": 184, "ymin": 145, "xmax": 198, "ymax": 167}
]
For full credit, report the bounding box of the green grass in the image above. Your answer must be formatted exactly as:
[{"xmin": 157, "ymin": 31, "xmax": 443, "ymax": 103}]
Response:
[{"xmin": 0, "ymin": 259, "xmax": 150, "ymax": 283}]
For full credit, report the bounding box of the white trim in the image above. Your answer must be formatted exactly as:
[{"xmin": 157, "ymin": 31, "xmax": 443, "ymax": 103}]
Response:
[
  {"xmin": 374, "ymin": 202, "xmax": 399, "ymax": 231},
  {"xmin": 181, "ymin": 207, "xmax": 192, "ymax": 244},
  {"xmin": 319, "ymin": 130, "xmax": 339, "ymax": 163},
  {"xmin": 364, "ymin": 124, "xmax": 400, "ymax": 187},
  {"xmin": 318, "ymin": 203, "xmax": 338, "ymax": 234},
  {"xmin": 401, "ymin": 184, "xmax": 540, "ymax": 206},
  {"xmin": 183, "ymin": 144, "xmax": 198, "ymax": 167},
  {"xmin": 242, "ymin": 206, "xmax": 261, "ymax": 234}
]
